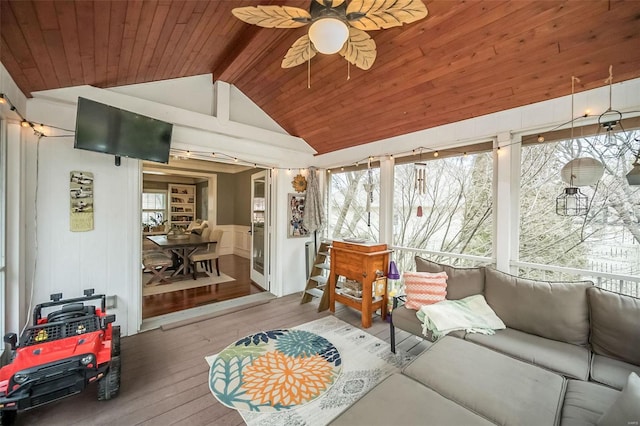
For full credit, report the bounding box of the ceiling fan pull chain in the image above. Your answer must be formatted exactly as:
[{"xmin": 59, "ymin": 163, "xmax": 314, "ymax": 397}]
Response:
[
  {"xmin": 308, "ymin": 39, "xmax": 311, "ymax": 89},
  {"xmin": 347, "ymin": 61, "xmax": 350, "ymax": 81}
]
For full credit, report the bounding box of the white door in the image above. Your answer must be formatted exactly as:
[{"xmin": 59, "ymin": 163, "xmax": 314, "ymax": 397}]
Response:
[{"xmin": 250, "ymin": 170, "xmax": 269, "ymax": 290}]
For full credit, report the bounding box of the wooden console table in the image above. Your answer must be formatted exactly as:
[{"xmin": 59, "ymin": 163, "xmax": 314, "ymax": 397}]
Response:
[{"xmin": 329, "ymin": 240, "xmax": 392, "ymax": 328}]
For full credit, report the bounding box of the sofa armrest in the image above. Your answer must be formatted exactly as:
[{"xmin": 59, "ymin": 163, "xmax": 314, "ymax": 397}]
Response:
[{"xmin": 393, "ymin": 295, "xmax": 406, "ymax": 310}]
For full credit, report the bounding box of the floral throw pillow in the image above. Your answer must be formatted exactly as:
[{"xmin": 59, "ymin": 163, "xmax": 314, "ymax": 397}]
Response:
[{"xmin": 403, "ymin": 271, "xmax": 448, "ymax": 310}]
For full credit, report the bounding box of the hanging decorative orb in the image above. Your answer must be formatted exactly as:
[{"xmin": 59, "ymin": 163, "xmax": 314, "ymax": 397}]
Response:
[{"xmin": 560, "ymin": 157, "xmax": 604, "ymax": 187}]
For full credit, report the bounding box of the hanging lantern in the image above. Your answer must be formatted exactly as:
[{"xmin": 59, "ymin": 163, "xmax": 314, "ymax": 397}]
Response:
[
  {"xmin": 627, "ymin": 156, "xmax": 640, "ymax": 186},
  {"xmin": 560, "ymin": 158, "xmax": 604, "ymax": 187},
  {"xmin": 556, "ymin": 186, "xmax": 589, "ymax": 216},
  {"xmin": 555, "ymin": 76, "xmax": 589, "ymax": 217}
]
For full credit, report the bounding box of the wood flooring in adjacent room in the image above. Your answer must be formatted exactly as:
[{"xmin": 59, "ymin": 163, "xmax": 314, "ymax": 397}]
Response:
[
  {"xmin": 15, "ymin": 294, "xmax": 429, "ymax": 426},
  {"xmin": 142, "ymin": 254, "xmax": 265, "ymax": 319}
]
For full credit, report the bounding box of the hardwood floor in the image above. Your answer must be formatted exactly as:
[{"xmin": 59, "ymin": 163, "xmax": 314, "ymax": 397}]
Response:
[
  {"xmin": 142, "ymin": 255, "xmax": 265, "ymax": 319},
  {"xmin": 15, "ymin": 294, "xmax": 428, "ymax": 426}
]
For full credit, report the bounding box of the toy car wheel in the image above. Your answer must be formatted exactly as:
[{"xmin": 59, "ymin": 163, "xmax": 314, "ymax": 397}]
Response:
[
  {"xmin": 112, "ymin": 325, "xmax": 121, "ymax": 357},
  {"xmin": 0, "ymin": 410, "xmax": 17, "ymax": 426},
  {"xmin": 97, "ymin": 355, "xmax": 121, "ymax": 401}
]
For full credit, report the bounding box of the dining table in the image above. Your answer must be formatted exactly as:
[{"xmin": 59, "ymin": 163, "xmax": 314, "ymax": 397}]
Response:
[{"xmin": 146, "ymin": 234, "xmax": 215, "ymax": 279}]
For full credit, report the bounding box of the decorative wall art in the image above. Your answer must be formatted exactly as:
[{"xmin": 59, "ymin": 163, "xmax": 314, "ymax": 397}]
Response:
[
  {"xmin": 70, "ymin": 171, "xmax": 94, "ymax": 232},
  {"xmin": 291, "ymin": 174, "xmax": 307, "ymax": 192},
  {"xmin": 288, "ymin": 193, "xmax": 309, "ymax": 238}
]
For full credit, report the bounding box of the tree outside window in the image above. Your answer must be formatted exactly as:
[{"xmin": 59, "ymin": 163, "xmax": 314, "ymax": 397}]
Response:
[
  {"xmin": 519, "ymin": 128, "xmax": 640, "ymax": 295},
  {"xmin": 328, "ymin": 168, "xmax": 380, "ymax": 242},
  {"xmin": 392, "ymin": 151, "xmax": 494, "ymax": 274}
]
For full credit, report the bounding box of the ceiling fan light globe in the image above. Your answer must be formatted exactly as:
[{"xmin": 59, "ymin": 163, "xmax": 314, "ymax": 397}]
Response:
[{"xmin": 308, "ymin": 18, "xmax": 348, "ymax": 54}]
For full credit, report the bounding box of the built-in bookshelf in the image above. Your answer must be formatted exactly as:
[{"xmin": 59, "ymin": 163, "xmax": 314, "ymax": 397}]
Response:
[{"xmin": 168, "ymin": 184, "xmax": 196, "ymax": 229}]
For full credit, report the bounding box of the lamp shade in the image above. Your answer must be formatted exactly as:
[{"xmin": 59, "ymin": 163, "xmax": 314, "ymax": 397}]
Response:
[
  {"xmin": 388, "ymin": 261, "xmax": 400, "ymax": 280},
  {"xmin": 308, "ymin": 18, "xmax": 349, "ymax": 54},
  {"xmin": 627, "ymin": 162, "xmax": 640, "ymax": 186},
  {"xmin": 560, "ymin": 158, "xmax": 604, "ymax": 187}
]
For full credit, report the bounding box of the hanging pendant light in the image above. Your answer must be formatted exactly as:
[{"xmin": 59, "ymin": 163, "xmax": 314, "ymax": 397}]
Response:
[
  {"xmin": 555, "ymin": 76, "xmax": 601, "ymax": 216},
  {"xmin": 560, "ymin": 158, "xmax": 604, "ymax": 187},
  {"xmin": 628, "ymin": 139, "xmax": 640, "ymax": 185},
  {"xmin": 556, "ymin": 183, "xmax": 589, "ymax": 216}
]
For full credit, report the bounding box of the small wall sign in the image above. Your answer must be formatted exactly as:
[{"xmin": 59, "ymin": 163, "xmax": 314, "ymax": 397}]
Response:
[{"xmin": 70, "ymin": 171, "xmax": 94, "ymax": 232}]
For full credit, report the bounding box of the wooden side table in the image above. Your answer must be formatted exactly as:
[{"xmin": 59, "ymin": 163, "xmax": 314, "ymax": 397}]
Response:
[{"xmin": 329, "ymin": 240, "xmax": 392, "ymax": 328}]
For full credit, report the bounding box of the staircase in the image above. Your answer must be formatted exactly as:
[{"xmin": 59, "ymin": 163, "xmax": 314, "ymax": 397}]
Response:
[{"xmin": 300, "ymin": 241, "xmax": 331, "ymax": 311}]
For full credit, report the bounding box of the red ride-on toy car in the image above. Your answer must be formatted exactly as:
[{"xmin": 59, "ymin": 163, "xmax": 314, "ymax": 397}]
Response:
[{"xmin": 0, "ymin": 289, "xmax": 120, "ymax": 425}]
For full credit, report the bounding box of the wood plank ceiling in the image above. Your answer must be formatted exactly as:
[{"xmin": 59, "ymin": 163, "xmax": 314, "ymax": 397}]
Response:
[{"xmin": 2, "ymin": 0, "xmax": 640, "ymax": 155}]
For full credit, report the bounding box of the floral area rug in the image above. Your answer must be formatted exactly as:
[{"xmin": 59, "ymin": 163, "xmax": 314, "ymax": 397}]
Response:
[
  {"xmin": 206, "ymin": 316, "xmax": 416, "ymax": 425},
  {"xmin": 209, "ymin": 328, "xmax": 342, "ymax": 412}
]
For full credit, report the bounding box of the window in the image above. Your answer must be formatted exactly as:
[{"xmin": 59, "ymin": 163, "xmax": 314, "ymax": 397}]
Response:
[
  {"xmin": 392, "ymin": 147, "xmax": 494, "ymax": 273},
  {"xmin": 142, "ymin": 190, "xmax": 167, "ymax": 232},
  {"xmin": 519, "ymin": 126, "xmax": 640, "ymax": 289},
  {"xmin": 327, "ymin": 167, "xmax": 380, "ymax": 242}
]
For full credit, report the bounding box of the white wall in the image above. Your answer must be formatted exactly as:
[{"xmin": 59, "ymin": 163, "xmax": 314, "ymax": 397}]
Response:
[
  {"xmin": 1, "ymin": 64, "xmax": 29, "ymax": 337},
  {"xmin": 270, "ymin": 170, "xmax": 312, "ymax": 297},
  {"xmin": 24, "ymin": 134, "xmax": 141, "ymax": 336}
]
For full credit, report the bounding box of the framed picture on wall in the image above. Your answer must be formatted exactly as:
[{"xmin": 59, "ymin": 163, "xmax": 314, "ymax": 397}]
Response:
[{"xmin": 288, "ymin": 193, "xmax": 309, "ymax": 238}]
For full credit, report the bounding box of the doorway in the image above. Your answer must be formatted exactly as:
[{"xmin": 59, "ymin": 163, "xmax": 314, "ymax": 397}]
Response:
[
  {"xmin": 251, "ymin": 170, "xmax": 268, "ymax": 290},
  {"xmin": 140, "ymin": 159, "xmax": 270, "ymax": 320}
]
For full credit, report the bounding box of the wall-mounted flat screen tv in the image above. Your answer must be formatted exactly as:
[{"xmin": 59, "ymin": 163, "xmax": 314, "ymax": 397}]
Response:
[{"xmin": 74, "ymin": 97, "xmax": 173, "ymax": 164}]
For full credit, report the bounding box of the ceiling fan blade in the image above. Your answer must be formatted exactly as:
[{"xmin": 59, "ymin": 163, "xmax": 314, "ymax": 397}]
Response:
[
  {"xmin": 232, "ymin": 6, "xmax": 311, "ymax": 28},
  {"xmin": 282, "ymin": 35, "xmax": 318, "ymax": 69},
  {"xmin": 339, "ymin": 28, "xmax": 376, "ymax": 70},
  {"xmin": 314, "ymin": 0, "xmax": 346, "ymax": 7},
  {"xmin": 346, "ymin": 0, "xmax": 428, "ymax": 30}
]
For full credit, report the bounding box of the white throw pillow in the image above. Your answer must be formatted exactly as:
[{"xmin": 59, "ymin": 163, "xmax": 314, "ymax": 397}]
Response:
[{"xmin": 597, "ymin": 372, "xmax": 640, "ymax": 426}]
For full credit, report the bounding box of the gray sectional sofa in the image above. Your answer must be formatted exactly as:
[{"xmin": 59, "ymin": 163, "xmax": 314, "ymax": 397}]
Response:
[{"xmin": 331, "ymin": 257, "xmax": 640, "ymax": 425}]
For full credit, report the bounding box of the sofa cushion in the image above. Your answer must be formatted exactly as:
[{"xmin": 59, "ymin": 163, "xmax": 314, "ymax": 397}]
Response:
[
  {"xmin": 465, "ymin": 327, "xmax": 591, "ymax": 380},
  {"xmin": 597, "ymin": 372, "xmax": 640, "ymax": 426},
  {"xmin": 402, "ymin": 271, "xmax": 447, "ymax": 310},
  {"xmin": 404, "ymin": 336, "xmax": 566, "ymax": 426},
  {"xmin": 561, "ymin": 380, "xmax": 619, "ymax": 426},
  {"xmin": 329, "ymin": 373, "xmax": 494, "ymax": 426},
  {"xmin": 415, "ymin": 256, "xmax": 484, "ymax": 300},
  {"xmin": 484, "ymin": 267, "xmax": 592, "ymax": 346},
  {"xmin": 391, "ymin": 305, "xmax": 425, "ymax": 337},
  {"xmin": 588, "ymin": 287, "xmax": 640, "ymax": 366},
  {"xmin": 591, "ymin": 354, "xmax": 640, "ymax": 390}
]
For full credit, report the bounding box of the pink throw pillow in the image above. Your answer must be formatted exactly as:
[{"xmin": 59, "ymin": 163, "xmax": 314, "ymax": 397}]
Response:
[{"xmin": 403, "ymin": 271, "xmax": 448, "ymax": 310}]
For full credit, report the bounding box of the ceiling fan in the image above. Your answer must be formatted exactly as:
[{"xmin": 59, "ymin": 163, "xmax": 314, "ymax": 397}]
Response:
[{"xmin": 232, "ymin": 0, "xmax": 428, "ymax": 71}]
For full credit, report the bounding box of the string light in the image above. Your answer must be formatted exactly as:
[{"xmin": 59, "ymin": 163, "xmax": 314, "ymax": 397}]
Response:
[
  {"xmin": 0, "ymin": 92, "xmax": 52, "ymax": 137},
  {"xmin": 433, "ymin": 151, "xmax": 439, "ymax": 157}
]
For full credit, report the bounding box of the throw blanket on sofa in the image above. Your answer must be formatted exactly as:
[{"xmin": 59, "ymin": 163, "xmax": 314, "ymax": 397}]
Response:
[{"xmin": 416, "ymin": 294, "xmax": 506, "ymax": 340}]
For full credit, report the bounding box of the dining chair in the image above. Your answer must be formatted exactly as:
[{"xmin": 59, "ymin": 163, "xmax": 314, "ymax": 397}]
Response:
[{"xmin": 189, "ymin": 228, "xmax": 223, "ymax": 279}]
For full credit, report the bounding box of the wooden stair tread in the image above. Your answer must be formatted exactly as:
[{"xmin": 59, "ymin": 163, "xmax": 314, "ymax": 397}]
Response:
[
  {"xmin": 305, "ymin": 288, "xmax": 324, "ymax": 298},
  {"xmin": 310, "ymin": 275, "xmax": 328, "ymax": 285}
]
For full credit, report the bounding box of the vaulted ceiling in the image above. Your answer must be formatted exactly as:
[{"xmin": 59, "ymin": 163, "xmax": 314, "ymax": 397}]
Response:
[{"xmin": 2, "ymin": 0, "xmax": 640, "ymax": 155}]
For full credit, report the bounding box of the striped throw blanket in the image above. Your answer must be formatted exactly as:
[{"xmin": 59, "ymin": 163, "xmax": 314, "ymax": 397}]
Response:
[{"xmin": 416, "ymin": 294, "xmax": 506, "ymax": 340}]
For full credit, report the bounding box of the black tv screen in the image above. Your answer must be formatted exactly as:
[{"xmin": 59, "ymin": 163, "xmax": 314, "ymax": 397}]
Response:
[{"xmin": 74, "ymin": 97, "xmax": 173, "ymax": 164}]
